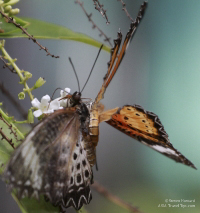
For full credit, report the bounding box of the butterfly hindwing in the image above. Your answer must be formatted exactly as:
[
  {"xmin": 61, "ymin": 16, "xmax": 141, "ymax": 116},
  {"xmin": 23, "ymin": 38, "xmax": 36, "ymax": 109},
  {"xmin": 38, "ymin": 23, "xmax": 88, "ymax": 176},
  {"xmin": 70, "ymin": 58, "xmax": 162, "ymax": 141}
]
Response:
[
  {"xmin": 105, "ymin": 105, "xmax": 196, "ymax": 169},
  {"xmin": 4, "ymin": 108, "xmax": 93, "ymax": 210}
]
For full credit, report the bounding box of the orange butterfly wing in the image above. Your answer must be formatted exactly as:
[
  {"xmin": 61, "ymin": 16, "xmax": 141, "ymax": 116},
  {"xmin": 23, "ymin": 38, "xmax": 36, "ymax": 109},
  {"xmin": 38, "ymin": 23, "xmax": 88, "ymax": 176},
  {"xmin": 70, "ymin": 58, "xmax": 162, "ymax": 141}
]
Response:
[{"xmin": 105, "ymin": 105, "xmax": 196, "ymax": 169}]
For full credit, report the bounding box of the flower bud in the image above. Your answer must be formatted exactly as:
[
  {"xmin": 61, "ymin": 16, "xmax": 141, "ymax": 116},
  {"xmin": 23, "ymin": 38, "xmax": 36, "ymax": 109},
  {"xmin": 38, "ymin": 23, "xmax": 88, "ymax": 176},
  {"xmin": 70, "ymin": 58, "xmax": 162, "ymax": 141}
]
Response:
[
  {"xmin": 4, "ymin": 5, "xmax": 12, "ymax": 12},
  {"xmin": 27, "ymin": 109, "xmax": 34, "ymax": 123},
  {"xmin": 34, "ymin": 77, "xmax": 46, "ymax": 89},
  {"xmin": 18, "ymin": 92, "xmax": 25, "ymax": 100},
  {"xmin": 9, "ymin": 8, "xmax": 20, "ymax": 15},
  {"xmin": 4, "ymin": 0, "xmax": 20, "ymax": 6},
  {"xmin": 24, "ymin": 71, "xmax": 32, "ymax": 79}
]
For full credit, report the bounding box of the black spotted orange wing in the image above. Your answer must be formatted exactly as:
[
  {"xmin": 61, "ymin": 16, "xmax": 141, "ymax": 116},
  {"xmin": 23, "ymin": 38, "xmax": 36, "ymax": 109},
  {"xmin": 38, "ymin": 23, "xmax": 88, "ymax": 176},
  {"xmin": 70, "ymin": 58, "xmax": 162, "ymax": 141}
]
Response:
[
  {"xmin": 4, "ymin": 108, "xmax": 93, "ymax": 210},
  {"xmin": 100, "ymin": 105, "xmax": 196, "ymax": 169}
]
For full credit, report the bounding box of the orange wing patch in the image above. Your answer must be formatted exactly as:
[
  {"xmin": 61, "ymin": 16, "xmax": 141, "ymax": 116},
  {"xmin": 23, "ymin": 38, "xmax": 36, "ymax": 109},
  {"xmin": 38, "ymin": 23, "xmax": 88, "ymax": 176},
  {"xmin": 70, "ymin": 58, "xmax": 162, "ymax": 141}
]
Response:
[
  {"xmin": 107, "ymin": 105, "xmax": 169, "ymax": 143},
  {"xmin": 106, "ymin": 105, "xmax": 196, "ymax": 169}
]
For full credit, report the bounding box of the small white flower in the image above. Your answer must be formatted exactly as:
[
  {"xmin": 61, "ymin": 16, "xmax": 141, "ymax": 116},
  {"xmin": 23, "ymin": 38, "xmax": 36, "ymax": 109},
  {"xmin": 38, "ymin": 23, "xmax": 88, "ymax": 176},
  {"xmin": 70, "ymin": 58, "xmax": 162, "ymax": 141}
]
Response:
[
  {"xmin": 31, "ymin": 95, "xmax": 62, "ymax": 117},
  {"xmin": 61, "ymin": 88, "xmax": 71, "ymax": 97},
  {"xmin": 58, "ymin": 87, "xmax": 71, "ymax": 107}
]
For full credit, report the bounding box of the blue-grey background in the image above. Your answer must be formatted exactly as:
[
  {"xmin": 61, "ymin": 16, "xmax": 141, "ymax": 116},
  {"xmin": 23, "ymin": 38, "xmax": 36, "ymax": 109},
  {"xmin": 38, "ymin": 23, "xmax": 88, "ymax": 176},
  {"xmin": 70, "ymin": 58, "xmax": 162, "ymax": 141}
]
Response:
[{"xmin": 0, "ymin": 0, "xmax": 199, "ymax": 213}]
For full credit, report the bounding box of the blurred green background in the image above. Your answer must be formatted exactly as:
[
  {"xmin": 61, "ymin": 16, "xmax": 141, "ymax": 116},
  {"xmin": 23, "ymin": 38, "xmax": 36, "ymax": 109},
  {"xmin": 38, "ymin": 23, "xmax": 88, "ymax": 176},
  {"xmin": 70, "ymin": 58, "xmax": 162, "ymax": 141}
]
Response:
[{"xmin": 0, "ymin": 0, "xmax": 199, "ymax": 213}]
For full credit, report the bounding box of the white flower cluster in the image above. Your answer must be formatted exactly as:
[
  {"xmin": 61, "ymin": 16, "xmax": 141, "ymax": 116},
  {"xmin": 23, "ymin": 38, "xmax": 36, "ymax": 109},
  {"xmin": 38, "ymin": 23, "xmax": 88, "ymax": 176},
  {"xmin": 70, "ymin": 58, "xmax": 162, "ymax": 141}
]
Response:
[{"xmin": 31, "ymin": 88, "xmax": 71, "ymax": 118}]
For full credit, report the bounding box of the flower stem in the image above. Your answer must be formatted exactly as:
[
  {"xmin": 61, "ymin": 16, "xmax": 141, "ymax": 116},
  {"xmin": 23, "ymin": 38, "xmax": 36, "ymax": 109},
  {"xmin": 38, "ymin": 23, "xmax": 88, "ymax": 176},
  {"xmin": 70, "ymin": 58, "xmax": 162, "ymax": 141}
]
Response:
[
  {"xmin": 0, "ymin": 40, "xmax": 34, "ymax": 101},
  {"xmin": 13, "ymin": 120, "xmax": 28, "ymax": 124}
]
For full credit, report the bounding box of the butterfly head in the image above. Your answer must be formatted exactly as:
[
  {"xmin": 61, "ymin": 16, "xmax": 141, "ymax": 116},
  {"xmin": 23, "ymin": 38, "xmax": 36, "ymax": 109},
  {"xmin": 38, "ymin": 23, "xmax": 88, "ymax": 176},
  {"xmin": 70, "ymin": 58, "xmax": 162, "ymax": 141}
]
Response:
[{"xmin": 71, "ymin": 91, "xmax": 82, "ymax": 106}]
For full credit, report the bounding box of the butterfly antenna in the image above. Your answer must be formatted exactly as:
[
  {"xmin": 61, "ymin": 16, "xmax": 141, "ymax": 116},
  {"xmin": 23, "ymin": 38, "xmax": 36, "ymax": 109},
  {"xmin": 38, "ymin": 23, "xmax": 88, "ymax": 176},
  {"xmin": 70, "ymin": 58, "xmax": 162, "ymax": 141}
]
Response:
[
  {"xmin": 48, "ymin": 87, "xmax": 63, "ymax": 110},
  {"xmin": 51, "ymin": 87, "xmax": 64, "ymax": 100},
  {"xmin": 69, "ymin": 57, "xmax": 81, "ymax": 93},
  {"xmin": 81, "ymin": 44, "xmax": 104, "ymax": 93}
]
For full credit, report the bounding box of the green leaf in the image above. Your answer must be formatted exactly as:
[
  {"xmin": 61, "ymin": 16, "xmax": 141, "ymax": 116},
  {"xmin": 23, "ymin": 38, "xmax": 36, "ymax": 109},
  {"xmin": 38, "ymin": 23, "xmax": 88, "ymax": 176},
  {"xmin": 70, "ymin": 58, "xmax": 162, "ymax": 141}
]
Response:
[
  {"xmin": 0, "ymin": 16, "xmax": 111, "ymax": 52},
  {"xmin": 0, "ymin": 149, "xmax": 10, "ymax": 174},
  {"xmin": 0, "ymin": 16, "xmax": 28, "ymax": 35},
  {"xmin": 0, "ymin": 120, "xmax": 16, "ymax": 174},
  {"xmin": 12, "ymin": 195, "xmax": 60, "ymax": 213}
]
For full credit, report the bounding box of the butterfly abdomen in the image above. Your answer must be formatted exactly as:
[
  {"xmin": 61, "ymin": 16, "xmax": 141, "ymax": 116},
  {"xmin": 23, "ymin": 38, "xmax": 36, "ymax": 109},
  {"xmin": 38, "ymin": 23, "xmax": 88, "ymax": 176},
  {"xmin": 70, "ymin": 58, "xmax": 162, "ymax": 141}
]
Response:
[
  {"xmin": 84, "ymin": 139, "xmax": 96, "ymax": 167},
  {"xmin": 85, "ymin": 104, "xmax": 105, "ymax": 167},
  {"xmin": 89, "ymin": 108, "xmax": 99, "ymax": 145}
]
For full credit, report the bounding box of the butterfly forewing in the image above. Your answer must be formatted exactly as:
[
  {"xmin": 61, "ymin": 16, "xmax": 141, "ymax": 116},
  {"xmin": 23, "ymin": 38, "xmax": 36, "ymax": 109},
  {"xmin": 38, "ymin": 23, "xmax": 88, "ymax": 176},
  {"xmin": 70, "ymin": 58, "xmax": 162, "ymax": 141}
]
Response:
[
  {"xmin": 105, "ymin": 105, "xmax": 196, "ymax": 169},
  {"xmin": 106, "ymin": 31, "xmax": 122, "ymax": 78},
  {"xmin": 4, "ymin": 108, "xmax": 93, "ymax": 210},
  {"xmin": 94, "ymin": 2, "xmax": 147, "ymax": 105}
]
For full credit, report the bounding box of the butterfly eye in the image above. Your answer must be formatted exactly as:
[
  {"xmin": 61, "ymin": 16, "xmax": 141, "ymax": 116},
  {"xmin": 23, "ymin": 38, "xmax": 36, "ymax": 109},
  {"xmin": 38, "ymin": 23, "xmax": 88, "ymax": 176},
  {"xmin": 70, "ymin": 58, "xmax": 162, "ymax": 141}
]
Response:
[{"xmin": 73, "ymin": 92, "xmax": 81, "ymax": 101}]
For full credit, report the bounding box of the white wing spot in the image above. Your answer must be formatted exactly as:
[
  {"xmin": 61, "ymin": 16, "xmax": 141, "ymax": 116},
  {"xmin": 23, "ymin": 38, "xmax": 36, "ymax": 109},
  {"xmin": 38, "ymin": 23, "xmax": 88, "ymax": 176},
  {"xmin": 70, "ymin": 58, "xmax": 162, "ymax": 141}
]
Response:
[
  {"xmin": 25, "ymin": 180, "xmax": 31, "ymax": 186},
  {"xmin": 44, "ymin": 183, "xmax": 50, "ymax": 189},
  {"xmin": 152, "ymin": 145, "xmax": 178, "ymax": 156},
  {"xmin": 21, "ymin": 140, "xmax": 43, "ymax": 190},
  {"xmin": 17, "ymin": 180, "xmax": 22, "ymax": 185},
  {"xmin": 11, "ymin": 176, "xmax": 15, "ymax": 182},
  {"xmin": 21, "ymin": 141, "xmax": 36, "ymax": 167}
]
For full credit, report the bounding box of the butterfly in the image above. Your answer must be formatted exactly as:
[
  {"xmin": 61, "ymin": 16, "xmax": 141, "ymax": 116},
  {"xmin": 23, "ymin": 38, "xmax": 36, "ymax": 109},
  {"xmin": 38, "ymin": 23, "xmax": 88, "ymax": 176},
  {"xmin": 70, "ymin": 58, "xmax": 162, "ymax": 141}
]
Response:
[{"xmin": 3, "ymin": 1, "xmax": 196, "ymax": 212}]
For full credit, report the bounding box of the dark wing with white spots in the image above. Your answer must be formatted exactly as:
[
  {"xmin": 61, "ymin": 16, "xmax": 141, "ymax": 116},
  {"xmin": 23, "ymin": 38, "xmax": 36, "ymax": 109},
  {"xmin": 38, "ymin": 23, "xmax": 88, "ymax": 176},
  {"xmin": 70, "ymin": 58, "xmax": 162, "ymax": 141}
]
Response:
[
  {"xmin": 105, "ymin": 105, "xmax": 196, "ymax": 169},
  {"xmin": 4, "ymin": 108, "xmax": 93, "ymax": 210}
]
